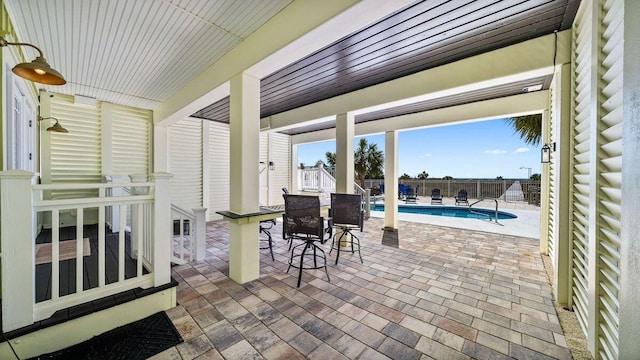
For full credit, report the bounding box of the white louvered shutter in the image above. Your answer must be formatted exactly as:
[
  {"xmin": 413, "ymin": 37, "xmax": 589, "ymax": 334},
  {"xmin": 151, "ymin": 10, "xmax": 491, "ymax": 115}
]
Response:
[
  {"xmin": 46, "ymin": 93, "xmax": 102, "ymax": 199},
  {"xmin": 170, "ymin": 119, "xmax": 203, "ymax": 210},
  {"xmin": 570, "ymin": 0, "xmax": 593, "ymax": 336},
  {"xmin": 208, "ymin": 121, "xmax": 230, "ymax": 220},
  {"xmin": 595, "ymin": 0, "xmax": 623, "ymax": 357},
  {"xmin": 547, "ymin": 84, "xmax": 556, "ymax": 261},
  {"xmin": 111, "ymin": 104, "xmax": 151, "ymax": 176},
  {"xmin": 570, "ymin": 1, "xmax": 623, "ymax": 358}
]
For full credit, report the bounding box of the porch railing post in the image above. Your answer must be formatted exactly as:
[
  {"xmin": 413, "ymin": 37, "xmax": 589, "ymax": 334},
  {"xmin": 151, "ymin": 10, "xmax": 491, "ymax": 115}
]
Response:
[
  {"xmin": 151, "ymin": 172, "xmax": 173, "ymax": 287},
  {"xmin": 192, "ymin": 207, "xmax": 207, "ymax": 261},
  {"xmin": 129, "ymin": 174, "xmax": 149, "ymax": 258},
  {"xmin": 0, "ymin": 170, "xmax": 35, "ymax": 332}
]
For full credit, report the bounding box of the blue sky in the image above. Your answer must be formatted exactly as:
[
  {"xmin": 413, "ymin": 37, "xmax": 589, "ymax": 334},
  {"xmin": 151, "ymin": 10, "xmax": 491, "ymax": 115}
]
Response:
[{"xmin": 297, "ymin": 118, "xmax": 542, "ymax": 179}]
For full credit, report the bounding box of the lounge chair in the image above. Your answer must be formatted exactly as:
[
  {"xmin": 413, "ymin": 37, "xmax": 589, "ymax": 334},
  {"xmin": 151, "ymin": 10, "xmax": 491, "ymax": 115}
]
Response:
[
  {"xmin": 405, "ymin": 187, "xmax": 417, "ymax": 203},
  {"xmin": 431, "ymin": 188, "xmax": 443, "ymax": 204},
  {"xmin": 398, "ymin": 184, "xmax": 408, "ymax": 199},
  {"xmin": 455, "ymin": 189, "xmax": 469, "ymax": 206}
]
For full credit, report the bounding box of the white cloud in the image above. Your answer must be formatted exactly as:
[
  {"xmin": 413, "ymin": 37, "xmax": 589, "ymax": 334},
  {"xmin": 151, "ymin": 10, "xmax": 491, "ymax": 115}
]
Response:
[
  {"xmin": 513, "ymin": 147, "xmax": 530, "ymax": 154},
  {"xmin": 421, "ymin": 153, "xmax": 432, "ymax": 158},
  {"xmin": 484, "ymin": 149, "xmax": 507, "ymax": 155}
]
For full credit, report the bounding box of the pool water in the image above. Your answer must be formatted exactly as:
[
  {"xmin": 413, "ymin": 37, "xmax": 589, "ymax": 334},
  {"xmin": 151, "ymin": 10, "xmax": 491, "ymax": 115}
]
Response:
[{"xmin": 369, "ymin": 204, "xmax": 517, "ymax": 220}]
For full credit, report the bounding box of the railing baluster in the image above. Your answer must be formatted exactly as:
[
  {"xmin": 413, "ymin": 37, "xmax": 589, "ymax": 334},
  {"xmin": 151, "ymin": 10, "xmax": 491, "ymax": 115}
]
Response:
[
  {"xmin": 119, "ymin": 204, "xmax": 127, "ymax": 282},
  {"xmin": 137, "ymin": 203, "xmax": 144, "ymax": 277},
  {"xmin": 179, "ymin": 215, "xmax": 185, "ymax": 261},
  {"xmin": 52, "ymin": 210, "xmax": 60, "ymax": 300},
  {"xmin": 98, "ymin": 206, "xmax": 106, "ymax": 287},
  {"xmin": 76, "ymin": 207, "xmax": 84, "ymax": 294}
]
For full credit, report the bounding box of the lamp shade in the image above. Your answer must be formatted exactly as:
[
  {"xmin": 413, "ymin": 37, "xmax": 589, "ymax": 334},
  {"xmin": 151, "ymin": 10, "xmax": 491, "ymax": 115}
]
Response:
[
  {"xmin": 46, "ymin": 120, "xmax": 69, "ymax": 133},
  {"xmin": 12, "ymin": 56, "xmax": 66, "ymax": 85},
  {"xmin": 541, "ymin": 144, "xmax": 551, "ymax": 163}
]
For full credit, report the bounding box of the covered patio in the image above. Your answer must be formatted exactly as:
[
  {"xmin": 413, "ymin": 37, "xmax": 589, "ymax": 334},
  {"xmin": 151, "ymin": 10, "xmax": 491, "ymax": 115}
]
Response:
[{"xmin": 158, "ymin": 218, "xmax": 575, "ymax": 359}]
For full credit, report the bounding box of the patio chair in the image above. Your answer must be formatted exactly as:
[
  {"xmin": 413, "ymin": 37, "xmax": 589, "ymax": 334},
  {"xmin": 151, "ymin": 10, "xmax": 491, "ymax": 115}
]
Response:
[
  {"xmin": 282, "ymin": 194, "xmax": 331, "ymax": 287},
  {"xmin": 398, "ymin": 184, "xmax": 408, "ymax": 199},
  {"xmin": 259, "ymin": 219, "xmax": 277, "ymax": 261},
  {"xmin": 329, "ymin": 193, "xmax": 364, "ymax": 265},
  {"xmin": 455, "ymin": 189, "xmax": 469, "ymax": 206},
  {"xmin": 431, "ymin": 188, "xmax": 443, "ymax": 204},
  {"xmin": 405, "ymin": 187, "xmax": 417, "ymax": 203}
]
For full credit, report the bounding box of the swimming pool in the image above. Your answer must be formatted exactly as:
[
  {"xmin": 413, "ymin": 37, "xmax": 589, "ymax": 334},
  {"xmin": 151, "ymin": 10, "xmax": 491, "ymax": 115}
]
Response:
[{"xmin": 369, "ymin": 204, "xmax": 517, "ymax": 220}]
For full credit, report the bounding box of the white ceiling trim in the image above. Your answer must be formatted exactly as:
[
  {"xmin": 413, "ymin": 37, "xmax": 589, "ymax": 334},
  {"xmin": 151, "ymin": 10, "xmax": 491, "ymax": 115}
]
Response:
[{"xmin": 290, "ymin": 91, "xmax": 549, "ymax": 145}]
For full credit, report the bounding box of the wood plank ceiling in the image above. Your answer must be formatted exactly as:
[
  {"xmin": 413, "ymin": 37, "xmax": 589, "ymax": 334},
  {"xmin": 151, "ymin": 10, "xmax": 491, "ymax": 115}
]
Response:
[
  {"xmin": 192, "ymin": 0, "xmax": 579, "ymax": 135},
  {"xmin": 4, "ymin": 0, "xmax": 293, "ymax": 109}
]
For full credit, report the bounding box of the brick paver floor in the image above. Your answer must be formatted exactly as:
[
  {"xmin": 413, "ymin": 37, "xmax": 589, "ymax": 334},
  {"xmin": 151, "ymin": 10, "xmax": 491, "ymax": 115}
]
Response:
[{"xmin": 151, "ymin": 218, "xmax": 571, "ymax": 360}]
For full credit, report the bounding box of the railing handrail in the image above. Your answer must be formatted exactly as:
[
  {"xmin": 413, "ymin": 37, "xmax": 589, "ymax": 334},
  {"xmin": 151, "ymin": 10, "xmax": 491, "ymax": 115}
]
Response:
[
  {"xmin": 171, "ymin": 203, "xmax": 197, "ymax": 221},
  {"xmin": 33, "ymin": 181, "xmax": 153, "ymax": 190},
  {"xmin": 468, "ymin": 197, "xmax": 503, "ymax": 226}
]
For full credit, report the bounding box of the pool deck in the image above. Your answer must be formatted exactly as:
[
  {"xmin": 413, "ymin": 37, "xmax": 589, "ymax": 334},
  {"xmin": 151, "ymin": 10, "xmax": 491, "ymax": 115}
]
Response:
[{"xmin": 369, "ymin": 196, "xmax": 541, "ymax": 239}]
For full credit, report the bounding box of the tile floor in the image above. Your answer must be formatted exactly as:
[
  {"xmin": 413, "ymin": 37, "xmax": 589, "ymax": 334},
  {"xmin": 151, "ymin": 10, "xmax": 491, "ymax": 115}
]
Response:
[{"xmin": 151, "ymin": 217, "xmax": 572, "ymax": 360}]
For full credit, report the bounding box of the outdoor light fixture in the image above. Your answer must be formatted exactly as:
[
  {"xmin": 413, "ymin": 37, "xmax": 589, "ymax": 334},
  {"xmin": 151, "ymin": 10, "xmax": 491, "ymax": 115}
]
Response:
[
  {"xmin": 541, "ymin": 142, "xmax": 556, "ymax": 163},
  {"xmin": 0, "ymin": 36, "xmax": 66, "ymax": 85},
  {"xmin": 259, "ymin": 161, "xmax": 275, "ymax": 172},
  {"xmin": 38, "ymin": 116, "xmax": 69, "ymax": 133}
]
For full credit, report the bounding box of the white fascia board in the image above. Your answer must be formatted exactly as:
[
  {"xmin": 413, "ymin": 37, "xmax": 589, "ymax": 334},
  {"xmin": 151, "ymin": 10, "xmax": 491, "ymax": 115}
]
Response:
[
  {"xmin": 154, "ymin": 0, "xmax": 414, "ymax": 125},
  {"xmin": 269, "ymin": 30, "xmax": 570, "ymax": 131},
  {"xmin": 291, "ymin": 91, "xmax": 549, "ymax": 144}
]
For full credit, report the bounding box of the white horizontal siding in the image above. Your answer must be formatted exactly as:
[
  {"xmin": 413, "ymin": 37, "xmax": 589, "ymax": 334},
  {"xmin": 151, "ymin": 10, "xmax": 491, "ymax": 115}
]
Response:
[{"xmin": 208, "ymin": 121, "xmax": 230, "ymax": 220}]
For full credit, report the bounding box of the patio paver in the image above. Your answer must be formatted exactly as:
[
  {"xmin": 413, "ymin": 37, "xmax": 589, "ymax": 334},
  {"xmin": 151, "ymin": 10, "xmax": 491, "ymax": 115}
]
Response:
[{"xmin": 152, "ymin": 217, "xmax": 571, "ymax": 360}]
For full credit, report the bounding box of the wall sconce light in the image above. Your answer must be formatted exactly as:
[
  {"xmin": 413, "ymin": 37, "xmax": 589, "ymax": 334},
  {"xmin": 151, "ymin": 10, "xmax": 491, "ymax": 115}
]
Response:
[
  {"xmin": 0, "ymin": 36, "xmax": 66, "ymax": 85},
  {"xmin": 259, "ymin": 161, "xmax": 275, "ymax": 172},
  {"xmin": 541, "ymin": 142, "xmax": 556, "ymax": 163},
  {"xmin": 39, "ymin": 116, "xmax": 69, "ymax": 133}
]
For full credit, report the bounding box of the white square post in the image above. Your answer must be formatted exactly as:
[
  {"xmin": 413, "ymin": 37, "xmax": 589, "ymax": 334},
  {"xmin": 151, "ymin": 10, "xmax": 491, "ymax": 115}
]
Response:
[
  {"xmin": 228, "ymin": 73, "xmax": 261, "ymax": 283},
  {"xmin": 0, "ymin": 170, "xmax": 36, "ymax": 332},
  {"xmin": 151, "ymin": 172, "xmax": 173, "ymax": 286}
]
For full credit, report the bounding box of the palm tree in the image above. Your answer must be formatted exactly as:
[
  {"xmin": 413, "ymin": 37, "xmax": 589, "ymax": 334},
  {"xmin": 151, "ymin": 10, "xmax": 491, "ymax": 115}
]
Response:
[
  {"xmin": 326, "ymin": 138, "xmax": 384, "ymax": 187},
  {"xmin": 505, "ymin": 114, "xmax": 542, "ymax": 145},
  {"xmin": 417, "ymin": 171, "xmax": 429, "ymax": 180},
  {"xmin": 325, "ymin": 152, "xmax": 336, "ymax": 170}
]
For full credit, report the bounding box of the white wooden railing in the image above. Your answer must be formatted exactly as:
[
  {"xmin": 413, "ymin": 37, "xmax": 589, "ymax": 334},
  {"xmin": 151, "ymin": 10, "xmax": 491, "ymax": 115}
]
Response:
[
  {"xmin": 300, "ymin": 165, "xmax": 336, "ymax": 194},
  {"xmin": 171, "ymin": 204, "xmax": 207, "ymax": 264},
  {"xmin": 105, "ymin": 175, "xmax": 207, "ymax": 265},
  {"xmin": 0, "ymin": 170, "xmax": 173, "ymax": 332},
  {"xmin": 299, "ymin": 166, "xmax": 371, "ymax": 218}
]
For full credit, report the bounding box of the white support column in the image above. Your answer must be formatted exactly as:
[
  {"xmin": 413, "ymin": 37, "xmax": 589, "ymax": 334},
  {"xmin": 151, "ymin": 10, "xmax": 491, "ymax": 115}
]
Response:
[
  {"xmin": 0, "ymin": 170, "xmax": 36, "ymax": 332},
  {"xmin": 384, "ymin": 131, "xmax": 398, "ymax": 230},
  {"xmin": 552, "ymin": 63, "xmax": 572, "ymax": 305},
  {"xmin": 151, "ymin": 172, "xmax": 173, "ymax": 287},
  {"xmin": 192, "ymin": 207, "xmax": 207, "ymax": 261},
  {"xmin": 229, "ymin": 73, "xmax": 260, "ymax": 284},
  {"xmin": 153, "ymin": 124, "xmax": 170, "ymax": 172},
  {"xmin": 335, "ymin": 112, "xmax": 354, "ymax": 193},
  {"xmin": 291, "ymin": 144, "xmax": 299, "ymax": 192}
]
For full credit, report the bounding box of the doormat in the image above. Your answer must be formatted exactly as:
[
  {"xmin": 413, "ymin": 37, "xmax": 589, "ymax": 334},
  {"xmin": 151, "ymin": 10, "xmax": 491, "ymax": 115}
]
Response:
[
  {"xmin": 35, "ymin": 239, "xmax": 91, "ymax": 265},
  {"xmin": 31, "ymin": 312, "xmax": 183, "ymax": 359}
]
